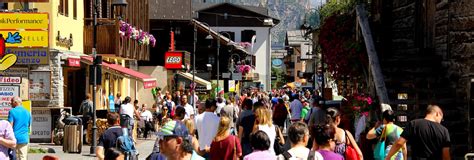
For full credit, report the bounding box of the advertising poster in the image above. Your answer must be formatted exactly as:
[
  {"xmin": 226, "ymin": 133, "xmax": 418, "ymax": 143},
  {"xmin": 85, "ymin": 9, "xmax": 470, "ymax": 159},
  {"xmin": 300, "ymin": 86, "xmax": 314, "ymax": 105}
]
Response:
[
  {"xmin": 29, "ymin": 71, "xmax": 51, "ymax": 101},
  {"xmin": 0, "ymin": 86, "xmax": 20, "ymax": 119},
  {"xmin": 31, "ymin": 108, "xmax": 51, "ymax": 139}
]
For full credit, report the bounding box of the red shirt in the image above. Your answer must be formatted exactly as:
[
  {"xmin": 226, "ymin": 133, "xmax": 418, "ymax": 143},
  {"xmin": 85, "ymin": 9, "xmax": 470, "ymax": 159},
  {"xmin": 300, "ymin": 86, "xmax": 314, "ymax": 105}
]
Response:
[{"xmin": 210, "ymin": 135, "xmax": 242, "ymax": 160}]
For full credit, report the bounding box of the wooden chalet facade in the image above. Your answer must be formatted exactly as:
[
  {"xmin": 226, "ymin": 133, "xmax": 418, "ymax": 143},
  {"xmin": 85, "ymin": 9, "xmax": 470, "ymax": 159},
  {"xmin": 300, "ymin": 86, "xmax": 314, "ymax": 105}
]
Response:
[{"xmin": 83, "ymin": 0, "xmax": 150, "ymax": 60}]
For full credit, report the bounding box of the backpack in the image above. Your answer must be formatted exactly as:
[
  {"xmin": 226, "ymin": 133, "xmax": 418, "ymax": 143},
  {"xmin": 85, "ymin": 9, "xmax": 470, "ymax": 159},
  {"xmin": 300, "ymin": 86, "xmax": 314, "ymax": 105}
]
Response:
[
  {"xmin": 165, "ymin": 101, "xmax": 173, "ymax": 117},
  {"xmin": 80, "ymin": 100, "xmax": 92, "ymax": 117},
  {"xmin": 116, "ymin": 128, "xmax": 138, "ymax": 160}
]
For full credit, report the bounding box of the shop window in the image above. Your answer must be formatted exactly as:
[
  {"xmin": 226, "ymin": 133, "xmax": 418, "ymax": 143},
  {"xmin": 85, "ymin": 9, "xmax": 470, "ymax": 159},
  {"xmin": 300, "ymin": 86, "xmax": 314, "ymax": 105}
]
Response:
[
  {"xmin": 397, "ymin": 115, "xmax": 408, "ymax": 122},
  {"xmin": 397, "ymin": 104, "xmax": 408, "ymax": 111},
  {"xmin": 208, "ymin": 56, "xmax": 215, "ymax": 65},
  {"xmin": 241, "ymin": 30, "xmax": 256, "ymax": 43},
  {"xmin": 397, "ymin": 93, "xmax": 408, "ymax": 99}
]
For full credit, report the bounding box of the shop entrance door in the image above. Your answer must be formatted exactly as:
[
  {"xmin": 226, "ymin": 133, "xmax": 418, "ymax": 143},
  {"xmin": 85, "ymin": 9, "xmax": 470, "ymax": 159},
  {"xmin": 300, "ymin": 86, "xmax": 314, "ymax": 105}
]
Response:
[{"xmin": 65, "ymin": 68, "xmax": 86, "ymax": 115}]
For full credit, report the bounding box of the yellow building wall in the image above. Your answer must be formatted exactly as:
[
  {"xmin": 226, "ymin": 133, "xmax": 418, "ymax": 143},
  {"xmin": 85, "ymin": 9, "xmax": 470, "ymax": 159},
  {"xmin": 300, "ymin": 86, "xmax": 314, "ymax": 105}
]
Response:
[{"xmin": 9, "ymin": 0, "xmax": 84, "ymax": 53}]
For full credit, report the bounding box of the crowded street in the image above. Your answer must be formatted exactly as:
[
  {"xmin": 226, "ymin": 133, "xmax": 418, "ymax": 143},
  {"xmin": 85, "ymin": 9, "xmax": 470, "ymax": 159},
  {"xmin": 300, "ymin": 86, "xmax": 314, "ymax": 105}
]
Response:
[{"xmin": 0, "ymin": 0, "xmax": 473, "ymax": 160}]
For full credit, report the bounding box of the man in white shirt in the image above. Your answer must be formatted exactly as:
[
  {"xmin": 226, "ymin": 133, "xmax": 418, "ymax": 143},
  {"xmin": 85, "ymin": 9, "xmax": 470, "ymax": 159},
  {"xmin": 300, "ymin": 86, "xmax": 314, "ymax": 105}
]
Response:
[
  {"xmin": 277, "ymin": 122, "xmax": 310, "ymax": 160},
  {"xmin": 194, "ymin": 99, "xmax": 220, "ymax": 155},
  {"xmin": 179, "ymin": 95, "xmax": 194, "ymax": 119},
  {"xmin": 215, "ymin": 97, "xmax": 226, "ymax": 115}
]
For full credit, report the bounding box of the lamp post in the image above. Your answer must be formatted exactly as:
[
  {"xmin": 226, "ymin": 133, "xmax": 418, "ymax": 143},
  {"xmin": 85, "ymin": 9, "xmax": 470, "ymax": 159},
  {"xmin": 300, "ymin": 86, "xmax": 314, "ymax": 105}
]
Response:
[
  {"xmin": 300, "ymin": 8, "xmax": 323, "ymax": 106},
  {"xmin": 193, "ymin": 21, "xmax": 213, "ymax": 113},
  {"xmin": 90, "ymin": 0, "xmax": 127, "ymax": 155},
  {"xmin": 216, "ymin": 31, "xmax": 231, "ymax": 97}
]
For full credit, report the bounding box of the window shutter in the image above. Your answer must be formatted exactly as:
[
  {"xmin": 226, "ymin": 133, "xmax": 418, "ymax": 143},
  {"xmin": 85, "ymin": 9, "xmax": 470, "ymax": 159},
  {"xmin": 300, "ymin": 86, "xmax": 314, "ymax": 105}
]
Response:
[{"xmin": 59, "ymin": 0, "xmax": 63, "ymax": 15}]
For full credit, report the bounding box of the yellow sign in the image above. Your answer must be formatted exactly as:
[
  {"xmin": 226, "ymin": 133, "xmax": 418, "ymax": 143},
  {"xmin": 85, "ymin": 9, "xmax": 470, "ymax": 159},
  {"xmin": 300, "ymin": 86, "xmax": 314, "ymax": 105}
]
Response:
[
  {"xmin": 0, "ymin": 31, "xmax": 48, "ymax": 47},
  {"xmin": 0, "ymin": 13, "xmax": 49, "ymax": 30}
]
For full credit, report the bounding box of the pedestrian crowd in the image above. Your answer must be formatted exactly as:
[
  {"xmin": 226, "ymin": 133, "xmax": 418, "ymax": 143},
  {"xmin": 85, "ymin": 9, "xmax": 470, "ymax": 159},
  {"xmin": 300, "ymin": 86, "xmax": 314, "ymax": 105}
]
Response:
[{"xmin": 90, "ymin": 88, "xmax": 447, "ymax": 160}]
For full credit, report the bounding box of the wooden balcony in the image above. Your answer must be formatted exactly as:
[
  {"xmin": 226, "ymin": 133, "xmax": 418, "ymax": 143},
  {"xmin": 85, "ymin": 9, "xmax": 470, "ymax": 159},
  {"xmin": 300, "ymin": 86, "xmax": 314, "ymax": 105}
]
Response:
[{"xmin": 83, "ymin": 0, "xmax": 150, "ymax": 61}]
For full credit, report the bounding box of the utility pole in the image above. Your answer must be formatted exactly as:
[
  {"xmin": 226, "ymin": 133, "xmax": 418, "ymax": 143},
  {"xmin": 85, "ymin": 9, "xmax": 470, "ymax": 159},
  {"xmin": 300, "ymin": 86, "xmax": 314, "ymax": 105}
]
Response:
[{"xmin": 90, "ymin": 0, "xmax": 99, "ymax": 155}]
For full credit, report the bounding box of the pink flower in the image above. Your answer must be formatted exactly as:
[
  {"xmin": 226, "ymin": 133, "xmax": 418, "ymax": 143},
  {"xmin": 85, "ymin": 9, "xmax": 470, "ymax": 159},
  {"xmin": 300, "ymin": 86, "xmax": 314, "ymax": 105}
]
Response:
[
  {"xmin": 361, "ymin": 112, "xmax": 369, "ymax": 117},
  {"xmin": 352, "ymin": 106, "xmax": 360, "ymax": 111},
  {"xmin": 366, "ymin": 97, "xmax": 372, "ymax": 105}
]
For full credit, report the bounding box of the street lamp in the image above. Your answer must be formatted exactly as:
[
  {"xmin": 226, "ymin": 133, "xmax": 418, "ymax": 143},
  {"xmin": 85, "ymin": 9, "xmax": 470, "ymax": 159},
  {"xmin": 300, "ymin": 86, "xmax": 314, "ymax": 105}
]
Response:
[
  {"xmin": 300, "ymin": 8, "xmax": 323, "ymax": 107},
  {"xmin": 90, "ymin": 0, "xmax": 127, "ymax": 155},
  {"xmin": 193, "ymin": 21, "xmax": 213, "ymax": 113}
]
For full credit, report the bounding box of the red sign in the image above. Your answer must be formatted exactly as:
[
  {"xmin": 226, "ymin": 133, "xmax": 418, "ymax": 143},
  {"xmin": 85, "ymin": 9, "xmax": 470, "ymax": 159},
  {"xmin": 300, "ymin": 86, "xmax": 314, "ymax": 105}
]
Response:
[
  {"xmin": 164, "ymin": 51, "xmax": 183, "ymax": 69},
  {"xmin": 0, "ymin": 77, "xmax": 21, "ymax": 84},
  {"xmin": 67, "ymin": 58, "xmax": 80, "ymax": 67},
  {"xmin": 143, "ymin": 80, "xmax": 157, "ymax": 89}
]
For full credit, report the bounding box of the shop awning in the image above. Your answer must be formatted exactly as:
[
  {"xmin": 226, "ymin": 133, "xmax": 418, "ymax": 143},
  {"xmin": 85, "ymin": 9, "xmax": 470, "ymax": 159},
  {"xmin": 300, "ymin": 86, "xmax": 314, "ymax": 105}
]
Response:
[
  {"xmin": 81, "ymin": 56, "xmax": 157, "ymax": 89},
  {"xmin": 176, "ymin": 71, "xmax": 211, "ymax": 90}
]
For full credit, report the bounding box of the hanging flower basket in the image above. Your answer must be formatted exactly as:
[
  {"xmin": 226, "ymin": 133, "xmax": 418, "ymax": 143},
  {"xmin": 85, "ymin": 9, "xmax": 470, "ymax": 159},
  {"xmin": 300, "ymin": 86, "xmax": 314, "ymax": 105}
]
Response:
[{"xmin": 119, "ymin": 20, "xmax": 156, "ymax": 47}]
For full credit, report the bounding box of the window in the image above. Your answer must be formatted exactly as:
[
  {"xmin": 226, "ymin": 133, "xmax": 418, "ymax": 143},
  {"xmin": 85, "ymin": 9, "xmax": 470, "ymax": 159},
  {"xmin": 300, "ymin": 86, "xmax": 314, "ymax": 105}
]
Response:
[
  {"xmin": 208, "ymin": 56, "xmax": 215, "ymax": 65},
  {"xmin": 59, "ymin": 0, "xmax": 69, "ymax": 16},
  {"xmin": 73, "ymin": 0, "xmax": 77, "ymax": 19},
  {"xmin": 241, "ymin": 30, "xmax": 256, "ymax": 43}
]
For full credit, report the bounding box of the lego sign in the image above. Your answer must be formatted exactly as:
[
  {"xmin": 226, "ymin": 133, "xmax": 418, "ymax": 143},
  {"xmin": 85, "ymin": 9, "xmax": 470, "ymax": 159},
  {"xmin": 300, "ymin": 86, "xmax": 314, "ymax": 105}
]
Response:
[{"xmin": 164, "ymin": 51, "xmax": 183, "ymax": 69}]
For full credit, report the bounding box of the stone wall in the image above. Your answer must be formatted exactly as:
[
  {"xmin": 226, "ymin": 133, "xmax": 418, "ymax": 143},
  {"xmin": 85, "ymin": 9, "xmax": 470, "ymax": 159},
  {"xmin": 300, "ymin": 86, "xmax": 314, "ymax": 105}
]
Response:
[
  {"xmin": 373, "ymin": 0, "xmax": 473, "ymax": 156},
  {"xmin": 49, "ymin": 50, "xmax": 64, "ymax": 107}
]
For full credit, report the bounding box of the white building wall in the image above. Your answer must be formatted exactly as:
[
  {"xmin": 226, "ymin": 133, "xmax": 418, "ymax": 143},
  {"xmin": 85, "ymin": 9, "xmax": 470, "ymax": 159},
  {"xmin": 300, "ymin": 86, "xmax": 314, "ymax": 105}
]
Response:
[{"xmin": 212, "ymin": 26, "xmax": 272, "ymax": 90}]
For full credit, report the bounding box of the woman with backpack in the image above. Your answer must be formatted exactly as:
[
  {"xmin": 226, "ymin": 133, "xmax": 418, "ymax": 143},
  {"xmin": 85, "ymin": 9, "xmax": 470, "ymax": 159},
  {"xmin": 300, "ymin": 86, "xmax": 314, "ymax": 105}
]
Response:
[{"xmin": 120, "ymin": 96, "xmax": 141, "ymax": 135}]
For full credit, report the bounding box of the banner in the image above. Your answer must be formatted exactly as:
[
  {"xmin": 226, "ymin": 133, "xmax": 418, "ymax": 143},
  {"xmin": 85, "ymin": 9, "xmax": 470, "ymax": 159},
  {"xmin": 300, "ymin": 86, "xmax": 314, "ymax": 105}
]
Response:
[
  {"xmin": 5, "ymin": 48, "xmax": 49, "ymax": 64},
  {"xmin": 229, "ymin": 80, "xmax": 236, "ymax": 92},
  {"xmin": 0, "ymin": 30, "xmax": 49, "ymax": 48},
  {"xmin": 0, "ymin": 13, "xmax": 49, "ymax": 30}
]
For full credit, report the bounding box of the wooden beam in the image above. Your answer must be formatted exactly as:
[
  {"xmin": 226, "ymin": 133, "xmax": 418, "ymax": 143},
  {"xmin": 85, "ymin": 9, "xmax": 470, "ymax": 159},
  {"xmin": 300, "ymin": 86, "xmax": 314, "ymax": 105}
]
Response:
[{"xmin": 356, "ymin": 5, "xmax": 391, "ymax": 111}]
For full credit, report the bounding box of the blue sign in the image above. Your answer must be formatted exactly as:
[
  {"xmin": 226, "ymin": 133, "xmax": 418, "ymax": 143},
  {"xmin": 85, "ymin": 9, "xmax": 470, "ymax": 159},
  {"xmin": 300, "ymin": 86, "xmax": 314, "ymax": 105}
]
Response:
[
  {"xmin": 109, "ymin": 94, "xmax": 115, "ymax": 111},
  {"xmin": 271, "ymin": 59, "xmax": 283, "ymax": 68}
]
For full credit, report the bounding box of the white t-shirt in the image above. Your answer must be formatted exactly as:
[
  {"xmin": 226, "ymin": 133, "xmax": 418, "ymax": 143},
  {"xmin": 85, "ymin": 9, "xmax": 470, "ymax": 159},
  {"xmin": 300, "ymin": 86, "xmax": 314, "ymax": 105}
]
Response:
[
  {"xmin": 182, "ymin": 103, "xmax": 195, "ymax": 119},
  {"xmin": 215, "ymin": 102, "xmax": 226, "ymax": 114},
  {"xmin": 258, "ymin": 124, "xmax": 276, "ymax": 155},
  {"xmin": 120, "ymin": 103, "xmax": 134, "ymax": 118},
  {"xmin": 277, "ymin": 146, "xmax": 310, "ymax": 160},
  {"xmin": 140, "ymin": 110, "xmax": 153, "ymax": 121},
  {"xmin": 194, "ymin": 112, "xmax": 220, "ymax": 149}
]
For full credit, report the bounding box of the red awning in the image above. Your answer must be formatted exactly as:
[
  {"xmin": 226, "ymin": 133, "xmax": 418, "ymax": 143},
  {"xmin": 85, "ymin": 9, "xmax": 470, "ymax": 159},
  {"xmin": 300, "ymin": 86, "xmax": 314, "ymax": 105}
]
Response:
[{"xmin": 81, "ymin": 56, "xmax": 157, "ymax": 89}]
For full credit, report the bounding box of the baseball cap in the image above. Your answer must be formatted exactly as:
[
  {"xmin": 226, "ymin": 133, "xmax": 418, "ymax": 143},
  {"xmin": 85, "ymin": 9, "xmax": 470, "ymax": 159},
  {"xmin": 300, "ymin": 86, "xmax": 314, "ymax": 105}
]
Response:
[{"xmin": 156, "ymin": 120, "xmax": 189, "ymax": 140}]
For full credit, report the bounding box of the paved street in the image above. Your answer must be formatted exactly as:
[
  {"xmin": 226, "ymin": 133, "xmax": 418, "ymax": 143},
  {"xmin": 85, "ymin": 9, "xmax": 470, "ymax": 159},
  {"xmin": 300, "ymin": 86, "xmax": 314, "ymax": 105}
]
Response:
[{"xmin": 28, "ymin": 137, "xmax": 156, "ymax": 160}]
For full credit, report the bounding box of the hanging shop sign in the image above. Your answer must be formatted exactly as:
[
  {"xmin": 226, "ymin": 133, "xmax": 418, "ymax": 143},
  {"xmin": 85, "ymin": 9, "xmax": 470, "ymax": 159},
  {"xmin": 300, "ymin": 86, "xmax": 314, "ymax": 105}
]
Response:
[
  {"xmin": 31, "ymin": 108, "xmax": 51, "ymax": 139},
  {"xmin": 56, "ymin": 31, "xmax": 73, "ymax": 50},
  {"xmin": 164, "ymin": 51, "xmax": 183, "ymax": 69},
  {"xmin": 5, "ymin": 48, "xmax": 49, "ymax": 65},
  {"xmin": 29, "ymin": 71, "xmax": 51, "ymax": 101},
  {"xmin": 67, "ymin": 57, "xmax": 81, "ymax": 67},
  {"xmin": 0, "ymin": 30, "xmax": 49, "ymax": 48},
  {"xmin": 229, "ymin": 80, "xmax": 236, "ymax": 92},
  {"xmin": 0, "ymin": 13, "xmax": 49, "ymax": 30},
  {"xmin": 0, "ymin": 67, "xmax": 28, "ymax": 78},
  {"xmin": 0, "ymin": 77, "xmax": 21, "ymax": 84}
]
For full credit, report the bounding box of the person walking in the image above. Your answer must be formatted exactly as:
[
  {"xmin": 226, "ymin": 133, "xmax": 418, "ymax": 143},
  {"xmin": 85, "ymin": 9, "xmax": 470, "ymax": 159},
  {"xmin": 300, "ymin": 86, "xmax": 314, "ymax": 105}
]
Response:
[
  {"xmin": 367, "ymin": 110, "xmax": 406, "ymax": 160},
  {"xmin": 140, "ymin": 104, "xmax": 154, "ymax": 139},
  {"xmin": 273, "ymin": 98, "xmax": 288, "ymax": 128},
  {"xmin": 157, "ymin": 120, "xmax": 204, "ymax": 160},
  {"xmin": 96, "ymin": 113, "xmax": 124, "ymax": 159},
  {"xmin": 252, "ymin": 105, "xmax": 284, "ymax": 155},
  {"xmin": 163, "ymin": 95, "xmax": 176, "ymax": 118},
  {"xmin": 8, "ymin": 97, "xmax": 31, "ymax": 160},
  {"xmin": 194, "ymin": 99, "xmax": 220, "ymax": 157},
  {"xmin": 114, "ymin": 93, "xmax": 122, "ymax": 113},
  {"xmin": 385, "ymin": 105, "xmax": 450, "ymax": 160},
  {"xmin": 79, "ymin": 94, "xmax": 93, "ymax": 143},
  {"xmin": 238, "ymin": 99, "xmax": 257, "ymax": 157},
  {"xmin": 310, "ymin": 124, "xmax": 343, "ymax": 160},
  {"xmin": 209, "ymin": 116, "xmax": 242, "ymax": 160},
  {"xmin": 326, "ymin": 107, "xmax": 363, "ymax": 159},
  {"xmin": 178, "ymin": 95, "xmax": 194, "ymax": 120},
  {"xmin": 289, "ymin": 94, "xmax": 303, "ymax": 123},
  {"xmin": 215, "ymin": 97, "xmax": 226, "ymax": 116},
  {"xmin": 220, "ymin": 97, "xmax": 239, "ymax": 135},
  {"xmin": 244, "ymin": 131, "xmax": 276, "ymax": 160},
  {"xmin": 277, "ymin": 122, "xmax": 310, "ymax": 160},
  {"xmin": 0, "ymin": 120, "xmax": 16, "ymax": 160},
  {"xmin": 120, "ymin": 96, "xmax": 141, "ymax": 135}
]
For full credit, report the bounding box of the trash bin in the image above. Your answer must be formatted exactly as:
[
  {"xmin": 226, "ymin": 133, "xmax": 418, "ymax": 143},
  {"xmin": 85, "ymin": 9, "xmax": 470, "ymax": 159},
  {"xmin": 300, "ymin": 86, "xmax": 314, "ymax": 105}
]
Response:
[{"xmin": 63, "ymin": 117, "xmax": 83, "ymax": 153}]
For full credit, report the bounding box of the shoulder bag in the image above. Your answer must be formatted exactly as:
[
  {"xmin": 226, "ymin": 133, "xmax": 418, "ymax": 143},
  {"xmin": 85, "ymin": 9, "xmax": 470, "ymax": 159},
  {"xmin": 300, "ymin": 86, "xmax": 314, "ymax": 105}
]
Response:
[
  {"xmin": 274, "ymin": 125, "xmax": 285, "ymax": 155},
  {"xmin": 374, "ymin": 124, "xmax": 388, "ymax": 160},
  {"xmin": 344, "ymin": 130, "xmax": 359, "ymax": 160}
]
